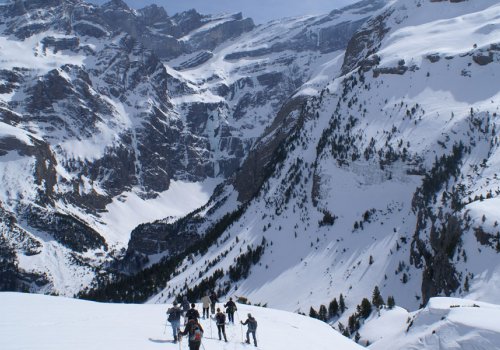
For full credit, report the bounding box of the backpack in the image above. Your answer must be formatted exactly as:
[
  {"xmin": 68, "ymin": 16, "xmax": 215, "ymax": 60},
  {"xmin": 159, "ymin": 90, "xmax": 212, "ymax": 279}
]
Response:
[
  {"xmin": 225, "ymin": 301, "xmax": 235, "ymax": 312},
  {"xmin": 168, "ymin": 308, "xmax": 181, "ymax": 322},
  {"xmin": 189, "ymin": 323, "xmax": 203, "ymax": 342},
  {"xmin": 216, "ymin": 313, "xmax": 226, "ymax": 325},
  {"xmin": 186, "ymin": 308, "xmax": 199, "ymax": 321}
]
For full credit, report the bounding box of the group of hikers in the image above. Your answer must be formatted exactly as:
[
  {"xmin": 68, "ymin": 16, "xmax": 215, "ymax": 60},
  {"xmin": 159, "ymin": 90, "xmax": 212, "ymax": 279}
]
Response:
[{"xmin": 166, "ymin": 292, "xmax": 258, "ymax": 349}]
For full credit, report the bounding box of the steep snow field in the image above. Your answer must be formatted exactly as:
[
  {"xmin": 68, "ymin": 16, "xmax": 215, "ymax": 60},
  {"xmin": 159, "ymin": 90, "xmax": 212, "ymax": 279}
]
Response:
[
  {"xmin": 0, "ymin": 292, "xmax": 363, "ymax": 350},
  {"xmin": 66, "ymin": 178, "xmax": 221, "ymax": 248}
]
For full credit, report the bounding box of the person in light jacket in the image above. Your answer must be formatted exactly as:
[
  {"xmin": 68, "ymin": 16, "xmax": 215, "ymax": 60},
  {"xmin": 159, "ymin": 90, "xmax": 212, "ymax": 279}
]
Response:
[{"xmin": 201, "ymin": 292, "xmax": 211, "ymax": 319}]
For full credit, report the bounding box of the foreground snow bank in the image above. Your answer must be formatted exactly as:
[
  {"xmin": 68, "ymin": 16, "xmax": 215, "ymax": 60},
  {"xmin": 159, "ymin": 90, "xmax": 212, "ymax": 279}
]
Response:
[
  {"xmin": 0, "ymin": 292, "xmax": 363, "ymax": 350},
  {"xmin": 366, "ymin": 297, "xmax": 500, "ymax": 350}
]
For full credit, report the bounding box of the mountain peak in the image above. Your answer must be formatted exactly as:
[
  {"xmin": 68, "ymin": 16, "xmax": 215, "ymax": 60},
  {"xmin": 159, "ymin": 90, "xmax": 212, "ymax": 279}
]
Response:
[
  {"xmin": 101, "ymin": 0, "xmax": 130, "ymax": 11},
  {"xmin": 138, "ymin": 3, "xmax": 169, "ymax": 23}
]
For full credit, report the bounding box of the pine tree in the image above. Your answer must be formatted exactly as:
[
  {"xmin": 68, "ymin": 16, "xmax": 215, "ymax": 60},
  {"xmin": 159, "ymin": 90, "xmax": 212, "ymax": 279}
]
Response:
[
  {"xmin": 387, "ymin": 296, "xmax": 396, "ymax": 309},
  {"xmin": 309, "ymin": 306, "xmax": 319, "ymax": 319},
  {"xmin": 339, "ymin": 293, "xmax": 346, "ymax": 313},
  {"xmin": 328, "ymin": 298, "xmax": 339, "ymax": 319},
  {"xmin": 360, "ymin": 298, "xmax": 372, "ymax": 319},
  {"xmin": 342, "ymin": 328, "xmax": 350, "ymax": 338},
  {"xmin": 319, "ymin": 304, "xmax": 328, "ymax": 322},
  {"xmin": 401, "ymin": 273, "xmax": 408, "ymax": 284},
  {"xmin": 372, "ymin": 286, "xmax": 384, "ymax": 308},
  {"xmin": 354, "ymin": 332, "xmax": 361, "ymax": 343},
  {"xmin": 464, "ymin": 276, "xmax": 470, "ymax": 292},
  {"xmin": 348, "ymin": 314, "xmax": 357, "ymax": 332}
]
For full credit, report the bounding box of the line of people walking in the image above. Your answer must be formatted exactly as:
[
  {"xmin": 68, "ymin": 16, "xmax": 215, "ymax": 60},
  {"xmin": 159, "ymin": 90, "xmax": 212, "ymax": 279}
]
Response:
[{"xmin": 166, "ymin": 291, "xmax": 258, "ymax": 348}]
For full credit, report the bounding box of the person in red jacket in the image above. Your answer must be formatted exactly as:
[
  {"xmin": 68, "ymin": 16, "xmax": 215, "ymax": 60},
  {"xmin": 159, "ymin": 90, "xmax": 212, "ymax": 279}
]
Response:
[{"xmin": 178, "ymin": 318, "xmax": 204, "ymax": 350}]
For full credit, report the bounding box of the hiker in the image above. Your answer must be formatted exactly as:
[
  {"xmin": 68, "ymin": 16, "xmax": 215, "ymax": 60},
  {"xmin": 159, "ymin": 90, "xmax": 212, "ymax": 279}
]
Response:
[
  {"xmin": 166, "ymin": 301, "xmax": 182, "ymax": 343},
  {"xmin": 181, "ymin": 296, "xmax": 190, "ymax": 317},
  {"xmin": 209, "ymin": 291, "xmax": 218, "ymax": 314},
  {"xmin": 178, "ymin": 318, "xmax": 204, "ymax": 350},
  {"xmin": 201, "ymin": 292, "xmax": 211, "ymax": 319},
  {"xmin": 224, "ymin": 297, "xmax": 237, "ymax": 323},
  {"xmin": 185, "ymin": 303, "xmax": 200, "ymax": 322},
  {"xmin": 241, "ymin": 313, "xmax": 258, "ymax": 347},
  {"xmin": 214, "ymin": 307, "xmax": 228, "ymax": 342}
]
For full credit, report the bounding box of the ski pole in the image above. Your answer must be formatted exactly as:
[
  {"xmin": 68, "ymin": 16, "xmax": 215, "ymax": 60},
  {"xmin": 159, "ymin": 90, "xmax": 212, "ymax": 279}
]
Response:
[{"xmin": 209, "ymin": 316, "xmax": 213, "ymax": 339}]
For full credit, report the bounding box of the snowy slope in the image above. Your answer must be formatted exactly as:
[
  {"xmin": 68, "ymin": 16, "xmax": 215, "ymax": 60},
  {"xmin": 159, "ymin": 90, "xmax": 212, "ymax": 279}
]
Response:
[
  {"xmin": 140, "ymin": 0, "xmax": 500, "ymax": 322},
  {"xmin": 0, "ymin": 292, "xmax": 363, "ymax": 350},
  {"xmin": 364, "ymin": 297, "xmax": 500, "ymax": 350}
]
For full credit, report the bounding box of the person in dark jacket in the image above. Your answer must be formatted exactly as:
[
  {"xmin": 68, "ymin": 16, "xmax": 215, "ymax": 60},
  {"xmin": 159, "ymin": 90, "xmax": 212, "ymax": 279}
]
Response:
[
  {"xmin": 178, "ymin": 318, "xmax": 204, "ymax": 350},
  {"xmin": 185, "ymin": 303, "xmax": 200, "ymax": 322},
  {"xmin": 224, "ymin": 297, "xmax": 237, "ymax": 323},
  {"xmin": 214, "ymin": 308, "xmax": 228, "ymax": 342},
  {"xmin": 166, "ymin": 301, "xmax": 182, "ymax": 343},
  {"xmin": 241, "ymin": 313, "xmax": 258, "ymax": 346},
  {"xmin": 209, "ymin": 291, "xmax": 218, "ymax": 314}
]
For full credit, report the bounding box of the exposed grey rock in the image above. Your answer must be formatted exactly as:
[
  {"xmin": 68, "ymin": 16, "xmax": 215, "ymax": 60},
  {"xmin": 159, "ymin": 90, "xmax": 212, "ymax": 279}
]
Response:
[
  {"xmin": 341, "ymin": 8, "xmax": 393, "ymax": 75},
  {"xmin": 42, "ymin": 36, "xmax": 80, "ymax": 53},
  {"xmin": 233, "ymin": 96, "xmax": 308, "ymax": 202},
  {"xmin": 174, "ymin": 51, "xmax": 214, "ymax": 71},
  {"xmin": 426, "ymin": 53, "xmax": 441, "ymax": 63},
  {"xmin": 373, "ymin": 65, "xmax": 408, "ymax": 77},
  {"xmin": 24, "ymin": 206, "xmax": 107, "ymax": 253},
  {"xmin": 473, "ymin": 52, "xmax": 494, "ymax": 66}
]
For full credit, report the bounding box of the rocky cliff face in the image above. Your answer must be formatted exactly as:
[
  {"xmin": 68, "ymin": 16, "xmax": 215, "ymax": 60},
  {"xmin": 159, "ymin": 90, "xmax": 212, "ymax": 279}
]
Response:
[{"xmin": 0, "ymin": 0, "xmax": 383, "ymax": 294}]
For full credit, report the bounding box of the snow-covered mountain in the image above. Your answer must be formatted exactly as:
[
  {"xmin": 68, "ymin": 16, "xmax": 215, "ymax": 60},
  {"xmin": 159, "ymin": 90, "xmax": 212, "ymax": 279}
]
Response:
[
  {"xmin": 2, "ymin": 0, "xmax": 500, "ymax": 348},
  {"xmin": 0, "ymin": 0, "xmax": 384, "ymax": 293},
  {"xmin": 81, "ymin": 0, "xmax": 500, "ymax": 323}
]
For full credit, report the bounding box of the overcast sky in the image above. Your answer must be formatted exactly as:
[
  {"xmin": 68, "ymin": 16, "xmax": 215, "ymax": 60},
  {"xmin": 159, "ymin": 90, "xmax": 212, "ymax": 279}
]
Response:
[{"xmin": 87, "ymin": 0, "xmax": 360, "ymax": 23}]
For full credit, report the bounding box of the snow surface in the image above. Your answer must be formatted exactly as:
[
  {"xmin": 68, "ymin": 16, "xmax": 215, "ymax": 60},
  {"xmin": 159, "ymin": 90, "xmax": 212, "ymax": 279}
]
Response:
[
  {"xmin": 94, "ymin": 178, "xmax": 220, "ymax": 247},
  {"xmin": 366, "ymin": 297, "xmax": 500, "ymax": 350},
  {"xmin": 0, "ymin": 292, "xmax": 364, "ymax": 350}
]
